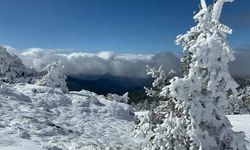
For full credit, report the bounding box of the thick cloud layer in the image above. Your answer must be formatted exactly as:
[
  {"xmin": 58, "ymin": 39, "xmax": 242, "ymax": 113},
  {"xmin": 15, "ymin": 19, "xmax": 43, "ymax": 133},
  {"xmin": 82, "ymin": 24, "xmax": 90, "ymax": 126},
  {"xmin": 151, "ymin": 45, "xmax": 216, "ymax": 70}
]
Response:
[
  {"xmin": 229, "ymin": 49, "xmax": 250, "ymax": 76},
  {"xmin": 5, "ymin": 46, "xmax": 250, "ymax": 78},
  {"xmin": 6, "ymin": 46, "xmax": 181, "ymax": 78}
]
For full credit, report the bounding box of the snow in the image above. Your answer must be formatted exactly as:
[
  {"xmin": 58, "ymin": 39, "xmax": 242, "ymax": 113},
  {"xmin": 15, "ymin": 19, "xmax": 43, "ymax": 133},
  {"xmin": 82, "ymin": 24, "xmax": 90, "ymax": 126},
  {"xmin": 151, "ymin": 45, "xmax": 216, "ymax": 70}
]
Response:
[
  {"xmin": 0, "ymin": 83, "xmax": 143, "ymax": 150},
  {"xmin": 228, "ymin": 115, "xmax": 250, "ymax": 150},
  {"xmin": 0, "ymin": 83, "xmax": 249, "ymax": 149},
  {"xmin": 0, "ymin": 129, "xmax": 42, "ymax": 150}
]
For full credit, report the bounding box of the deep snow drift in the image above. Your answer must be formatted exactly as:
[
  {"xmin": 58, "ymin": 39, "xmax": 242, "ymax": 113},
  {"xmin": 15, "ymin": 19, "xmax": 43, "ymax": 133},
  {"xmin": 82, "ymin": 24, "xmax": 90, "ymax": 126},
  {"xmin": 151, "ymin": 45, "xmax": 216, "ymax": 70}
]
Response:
[{"xmin": 0, "ymin": 83, "xmax": 249, "ymax": 150}]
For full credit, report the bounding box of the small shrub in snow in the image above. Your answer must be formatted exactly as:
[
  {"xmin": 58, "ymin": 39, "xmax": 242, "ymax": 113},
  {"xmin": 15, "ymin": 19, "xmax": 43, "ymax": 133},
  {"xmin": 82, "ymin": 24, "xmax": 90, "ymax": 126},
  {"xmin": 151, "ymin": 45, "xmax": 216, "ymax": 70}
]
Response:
[{"xmin": 36, "ymin": 61, "xmax": 68, "ymax": 93}]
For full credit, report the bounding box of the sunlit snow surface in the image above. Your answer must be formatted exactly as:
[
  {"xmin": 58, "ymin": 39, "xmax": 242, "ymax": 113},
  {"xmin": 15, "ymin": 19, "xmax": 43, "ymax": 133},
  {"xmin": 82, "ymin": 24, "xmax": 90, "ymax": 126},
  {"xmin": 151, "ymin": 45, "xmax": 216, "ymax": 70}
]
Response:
[
  {"xmin": 0, "ymin": 83, "xmax": 144, "ymax": 150},
  {"xmin": 228, "ymin": 115, "xmax": 250, "ymax": 149},
  {"xmin": 0, "ymin": 83, "xmax": 249, "ymax": 150}
]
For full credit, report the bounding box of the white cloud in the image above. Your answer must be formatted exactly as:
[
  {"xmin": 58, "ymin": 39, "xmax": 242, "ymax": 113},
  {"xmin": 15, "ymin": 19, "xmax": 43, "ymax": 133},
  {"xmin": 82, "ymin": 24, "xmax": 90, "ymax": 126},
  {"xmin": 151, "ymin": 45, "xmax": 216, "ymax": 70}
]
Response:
[
  {"xmin": 5, "ymin": 46, "xmax": 181, "ymax": 78},
  {"xmin": 4, "ymin": 46, "xmax": 250, "ymax": 78}
]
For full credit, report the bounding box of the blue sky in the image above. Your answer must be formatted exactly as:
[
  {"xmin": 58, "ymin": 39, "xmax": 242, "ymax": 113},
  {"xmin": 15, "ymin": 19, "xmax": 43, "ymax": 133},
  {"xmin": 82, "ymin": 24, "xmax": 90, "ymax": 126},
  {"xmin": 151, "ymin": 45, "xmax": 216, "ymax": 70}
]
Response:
[{"xmin": 0, "ymin": 0, "xmax": 249, "ymax": 54}]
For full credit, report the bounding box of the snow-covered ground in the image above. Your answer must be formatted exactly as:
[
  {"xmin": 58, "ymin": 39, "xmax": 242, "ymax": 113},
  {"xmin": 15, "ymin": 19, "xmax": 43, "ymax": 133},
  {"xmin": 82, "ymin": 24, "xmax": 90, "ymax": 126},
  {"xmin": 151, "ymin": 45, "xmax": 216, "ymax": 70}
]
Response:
[
  {"xmin": 228, "ymin": 115, "xmax": 250, "ymax": 149},
  {"xmin": 0, "ymin": 83, "xmax": 144, "ymax": 150},
  {"xmin": 0, "ymin": 83, "xmax": 249, "ymax": 150}
]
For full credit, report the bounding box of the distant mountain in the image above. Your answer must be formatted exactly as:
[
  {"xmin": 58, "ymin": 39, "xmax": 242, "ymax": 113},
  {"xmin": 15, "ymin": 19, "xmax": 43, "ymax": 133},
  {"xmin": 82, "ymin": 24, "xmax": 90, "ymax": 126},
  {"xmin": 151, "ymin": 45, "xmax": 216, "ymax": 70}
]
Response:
[
  {"xmin": 67, "ymin": 75, "xmax": 250, "ymax": 105},
  {"xmin": 0, "ymin": 46, "xmax": 42, "ymax": 84},
  {"xmin": 66, "ymin": 75, "xmax": 152, "ymax": 96},
  {"xmin": 234, "ymin": 76, "xmax": 250, "ymax": 88}
]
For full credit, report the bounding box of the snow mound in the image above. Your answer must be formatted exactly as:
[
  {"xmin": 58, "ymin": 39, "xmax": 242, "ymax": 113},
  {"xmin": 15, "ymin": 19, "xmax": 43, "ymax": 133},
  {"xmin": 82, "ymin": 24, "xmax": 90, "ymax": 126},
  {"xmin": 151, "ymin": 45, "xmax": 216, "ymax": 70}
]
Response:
[{"xmin": 0, "ymin": 83, "xmax": 143, "ymax": 150}]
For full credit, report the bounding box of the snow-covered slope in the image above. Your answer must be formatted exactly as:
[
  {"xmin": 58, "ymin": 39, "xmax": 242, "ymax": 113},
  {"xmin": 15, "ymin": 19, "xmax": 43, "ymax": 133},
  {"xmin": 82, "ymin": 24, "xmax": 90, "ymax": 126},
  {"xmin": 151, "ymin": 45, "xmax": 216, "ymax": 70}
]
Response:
[
  {"xmin": 0, "ymin": 83, "xmax": 143, "ymax": 150},
  {"xmin": 0, "ymin": 46, "xmax": 41, "ymax": 84},
  {"xmin": 0, "ymin": 83, "xmax": 249, "ymax": 150}
]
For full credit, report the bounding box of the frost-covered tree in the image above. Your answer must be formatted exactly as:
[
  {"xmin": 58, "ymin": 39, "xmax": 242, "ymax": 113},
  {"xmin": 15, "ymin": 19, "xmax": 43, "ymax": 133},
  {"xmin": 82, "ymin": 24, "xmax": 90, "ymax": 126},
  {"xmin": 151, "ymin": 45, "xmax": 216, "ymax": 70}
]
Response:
[
  {"xmin": 145, "ymin": 65, "xmax": 176, "ymax": 98},
  {"xmin": 134, "ymin": 111, "xmax": 154, "ymax": 139},
  {"xmin": 227, "ymin": 94, "xmax": 243, "ymax": 115},
  {"xmin": 227, "ymin": 85, "xmax": 250, "ymax": 114},
  {"xmin": 180, "ymin": 52, "xmax": 192, "ymax": 76},
  {"xmin": 36, "ymin": 60, "xmax": 68, "ymax": 92},
  {"xmin": 238, "ymin": 86, "xmax": 250, "ymax": 113},
  {"xmin": 134, "ymin": 66, "xmax": 177, "ymax": 140},
  {"xmin": 143, "ymin": 65, "xmax": 176, "ymax": 109},
  {"xmin": 151, "ymin": 0, "xmax": 247, "ymax": 149},
  {"xmin": 0, "ymin": 45, "xmax": 39, "ymax": 84}
]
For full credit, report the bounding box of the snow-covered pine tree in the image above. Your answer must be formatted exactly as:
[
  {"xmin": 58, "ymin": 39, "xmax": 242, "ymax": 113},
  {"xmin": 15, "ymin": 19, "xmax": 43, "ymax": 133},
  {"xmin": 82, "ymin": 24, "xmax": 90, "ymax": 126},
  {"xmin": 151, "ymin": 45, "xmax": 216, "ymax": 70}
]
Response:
[
  {"xmin": 0, "ymin": 45, "xmax": 39, "ymax": 84},
  {"xmin": 151, "ymin": 0, "xmax": 247, "ymax": 149},
  {"xmin": 145, "ymin": 65, "xmax": 174, "ymax": 98},
  {"xmin": 134, "ymin": 66, "xmax": 177, "ymax": 142},
  {"xmin": 227, "ymin": 85, "xmax": 250, "ymax": 114},
  {"xmin": 144, "ymin": 65, "xmax": 177, "ymax": 108},
  {"xmin": 238, "ymin": 86, "xmax": 250, "ymax": 113},
  {"xmin": 36, "ymin": 60, "xmax": 68, "ymax": 92}
]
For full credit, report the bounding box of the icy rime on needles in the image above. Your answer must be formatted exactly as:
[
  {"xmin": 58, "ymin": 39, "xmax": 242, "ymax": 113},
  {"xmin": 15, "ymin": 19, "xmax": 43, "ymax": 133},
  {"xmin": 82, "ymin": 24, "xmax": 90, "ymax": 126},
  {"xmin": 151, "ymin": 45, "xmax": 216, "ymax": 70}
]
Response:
[{"xmin": 151, "ymin": 0, "xmax": 247, "ymax": 149}]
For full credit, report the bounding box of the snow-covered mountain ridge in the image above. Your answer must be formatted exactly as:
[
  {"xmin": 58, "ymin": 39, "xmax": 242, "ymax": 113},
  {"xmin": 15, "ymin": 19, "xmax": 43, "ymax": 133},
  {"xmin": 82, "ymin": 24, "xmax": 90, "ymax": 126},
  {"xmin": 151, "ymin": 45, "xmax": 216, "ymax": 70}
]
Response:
[{"xmin": 0, "ymin": 46, "xmax": 41, "ymax": 84}]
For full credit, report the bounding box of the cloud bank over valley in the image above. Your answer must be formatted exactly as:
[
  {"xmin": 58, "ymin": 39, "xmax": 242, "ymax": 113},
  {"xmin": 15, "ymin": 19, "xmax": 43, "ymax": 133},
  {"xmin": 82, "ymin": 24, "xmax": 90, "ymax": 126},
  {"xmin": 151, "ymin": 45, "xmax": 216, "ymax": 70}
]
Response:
[{"xmin": 4, "ymin": 45, "xmax": 250, "ymax": 78}]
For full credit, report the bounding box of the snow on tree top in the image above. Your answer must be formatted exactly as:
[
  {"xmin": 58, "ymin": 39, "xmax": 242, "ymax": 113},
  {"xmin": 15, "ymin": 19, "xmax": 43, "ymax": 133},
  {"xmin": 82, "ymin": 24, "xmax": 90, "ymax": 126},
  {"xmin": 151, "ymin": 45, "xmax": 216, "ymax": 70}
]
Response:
[{"xmin": 212, "ymin": 0, "xmax": 234, "ymax": 22}]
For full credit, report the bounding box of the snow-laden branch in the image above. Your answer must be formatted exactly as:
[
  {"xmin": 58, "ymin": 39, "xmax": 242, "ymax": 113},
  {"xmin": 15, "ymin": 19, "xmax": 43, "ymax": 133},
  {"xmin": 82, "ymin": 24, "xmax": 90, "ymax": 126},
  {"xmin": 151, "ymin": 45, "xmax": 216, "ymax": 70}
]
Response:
[
  {"xmin": 212, "ymin": 0, "xmax": 234, "ymax": 22},
  {"xmin": 200, "ymin": 0, "xmax": 207, "ymax": 10},
  {"xmin": 194, "ymin": 0, "xmax": 208, "ymax": 20}
]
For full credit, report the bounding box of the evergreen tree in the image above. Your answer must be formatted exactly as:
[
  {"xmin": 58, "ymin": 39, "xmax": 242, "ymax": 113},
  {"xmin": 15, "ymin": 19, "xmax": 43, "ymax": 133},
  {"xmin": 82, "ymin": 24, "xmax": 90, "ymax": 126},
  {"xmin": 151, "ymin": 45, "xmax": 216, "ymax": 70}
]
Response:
[
  {"xmin": 144, "ymin": 65, "xmax": 176, "ymax": 108},
  {"xmin": 238, "ymin": 86, "xmax": 250, "ymax": 113},
  {"xmin": 145, "ymin": 65, "xmax": 175, "ymax": 98},
  {"xmin": 227, "ymin": 85, "xmax": 250, "ymax": 114},
  {"xmin": 151, "ymin": 0, "xmax": 247, "ymax": 149},
  {"xmin": 134, "ymin": 66, "xmax": 177, "ymax": 141}
]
